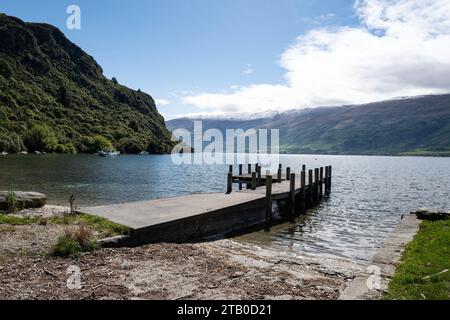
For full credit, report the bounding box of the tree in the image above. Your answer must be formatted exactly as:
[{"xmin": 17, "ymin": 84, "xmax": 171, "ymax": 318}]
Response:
[
  {"xmin": 0, "ymin": 132, "xmax": 25, "ymax": 153},
  {"xmin": 112, "ymin": 77, "xmax": 118, "ymax": 84},
  {"xmin": 25, "ymin": 124, "xmax": 58, "ymax": 152},
  {"xmin": 119, "ymin": 138, "xmax": 145, "ymax": 154},
  {"xmin": 88, "ymin": 135, "xmax": 113, "ymax": 152}
]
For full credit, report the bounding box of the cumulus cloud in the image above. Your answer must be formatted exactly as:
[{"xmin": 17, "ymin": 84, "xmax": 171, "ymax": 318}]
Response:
[
  {"xmin": 182, "ymin": 0, "xmax": 450, "ymax": 116},
  {"xmin": 155, "ymin": 98, "xmax": 170, "ymax": 106}
]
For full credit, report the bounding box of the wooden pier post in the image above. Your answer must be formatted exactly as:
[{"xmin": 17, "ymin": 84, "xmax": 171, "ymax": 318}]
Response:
[
  {"xmin": 238, "ymin": 164, "xmax": 243, "ymax": 190},
  {"xmin": 251, "ymin": 172, "xmax": 257, "ymax": 190},
  {"xmin": 286, "ymin": 167, "xmax": 291, "ymax": 181},
  {"xmin": 319, "ymin": 167, "xmax": 324, "ymax": 200},
  {"xmin": 329, "ymin": 165, "xmax": 332, "ymax": 194},
  {"xmin": 289, "ymin": 173, "xmax": 296, "ymax": 222},
  {"xmin": 325, "ymin": 165, "xmax": 332, "ymax": 195},
  {"xmin": 229, "ymin": 165, "xmax": 233, "ymax": 174},
  {"xmin": 302, "ymin": 164, "xmax": 306, "ymax": 172},
  {"xmin": 308, "ymin": 169, "xmax": 313, "ymax": 205},
  {"xmin": 257, "ymin": 166, "xmax": 262, "ymax": 187},
  {"xmin": 314, "ymin": 168, "xmax": 319, "ymax": 203},
  {"xmin": 248, "ymin": 164, "xmax": 252, "ymax": 174},
  {"xmin": 255, "ymin": 163, "xmax": 259, "ymax": 172},
  {"xmin": 277, "ymin": 166, "xmax": 282, "ymax": 183},
  {"xmin": 226, "ymin": 172, "xmax": 232, "ymax": 194},
  {"xmin": 265, "ymin": 171, "xmax": 272, "ymax": 232},
  {"xmin": 301, "ymin": 170, "xmax": 306, "ymax": 212}
]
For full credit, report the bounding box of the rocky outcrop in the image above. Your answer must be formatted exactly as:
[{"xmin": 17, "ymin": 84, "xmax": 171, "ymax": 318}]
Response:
[
  {"xmin": 411, "ymin": 209, "xmax": 449, "ymax": 221},
  {"xmin": 0, "ymin": 191, "xmax": 46, "ymax": 211}
]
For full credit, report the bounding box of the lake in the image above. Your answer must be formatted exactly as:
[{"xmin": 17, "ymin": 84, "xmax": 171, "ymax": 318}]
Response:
[{"xmin": 1, "ymin": 154, "xmax": 449, "ymax": 262}]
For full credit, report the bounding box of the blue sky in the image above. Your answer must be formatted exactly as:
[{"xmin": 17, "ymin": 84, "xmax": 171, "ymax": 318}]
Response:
[
  {"xmin": 0, "ymin": 0, "xmax": 358, "ymax": 119},
  {"xmin": 2, "ymin": 0, "xmax": 449, "ymax": 119}
]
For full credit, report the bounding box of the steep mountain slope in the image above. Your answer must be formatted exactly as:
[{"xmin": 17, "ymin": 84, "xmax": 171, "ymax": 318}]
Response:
[
  {"xmin": 0, "ymin": 13, "xmax": 173, "ymax": 154},
  {"xmin": 167, "ymin": 95, "xmax": 450, "ymax": 156}
]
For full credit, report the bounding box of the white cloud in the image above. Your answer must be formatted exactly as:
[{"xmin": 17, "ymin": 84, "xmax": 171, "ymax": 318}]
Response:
[
  {"xmin": 183, "ymin": 0, "xmax": 450, "ymax": 116},
  {"xmin": 155, "ymin": 98, "xmax": 170, "ymax": 106},
  {"xmin": 302, "ymin": 13, "xmax": 336, "ymax": 25},
  {"xmin": 242, "ymin": 64, "xmax": 254, "ymax": 75}
]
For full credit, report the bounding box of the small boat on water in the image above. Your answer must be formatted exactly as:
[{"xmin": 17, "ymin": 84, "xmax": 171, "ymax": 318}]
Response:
[
  {"xmin": 139, "ymin": 151, "xmax": 149, "ymax": 155},
  {"xmin": 0, "ymin": 151, "xmax": 8, "ymax": 156},
  {"xmin": 98, "ymin": 150, "xmax": 120, "ymax": 157}
]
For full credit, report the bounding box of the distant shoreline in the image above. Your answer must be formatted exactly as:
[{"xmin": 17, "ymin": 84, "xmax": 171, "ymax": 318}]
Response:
[{"xmin": 2, "ymin": 151, "xmax": 450, "ymax": 158}]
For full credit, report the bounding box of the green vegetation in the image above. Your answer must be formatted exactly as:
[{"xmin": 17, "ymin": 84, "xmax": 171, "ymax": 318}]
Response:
[
  {"xmin": 86, "ymin": 135, "xmax": 113, "ymax": 152},
  {"xmin": 385, "ymin": 220, "xmax": 450, "ymax": 300},
  {"xmin": 0, "ymin": 213, "xmax": 129, "ymax": 238},
  {"xmin": 4, "ymin": 189, "xmax": 18, "ymax": 213},
  {"xmin": 23, "ymin": 124, "xmax": 77, "ymax": 153},
  {"xmin": 0, "ymin": 214, "xmax": 37, "ymax": 225},
  {"xmin": 50, "ymin": 213, "xmax": 130, "ymax": 238},
  {"xmin": 52, "ymin": 225, "xmax": 98, "ymax": 257},
  {"xmin": 0, "ymin": 13, "xmax": 174, "ymax": 154}
]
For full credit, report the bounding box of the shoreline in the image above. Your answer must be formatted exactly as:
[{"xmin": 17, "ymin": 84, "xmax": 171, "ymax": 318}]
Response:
[
  {"xmin": 2, "ymin": 152, "xmax": 450, "ymax": 158},
  {"xmin": 0, "ymin": 205, "xmax": 363, "ymax": 300},
  {"xmin": 1, "ymin": 206, "xmax": 446, "ymax": 300}
]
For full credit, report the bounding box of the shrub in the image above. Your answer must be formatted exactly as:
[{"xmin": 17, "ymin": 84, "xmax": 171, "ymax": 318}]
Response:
[
  {"xmin": 52, "ymin": 224, "xmax": 98, "ymax": 257},
  {"xmin": 128, "ymin": 119, "xmax": 139, "ymax": 132},
  {"xmin": 4, "ymin": 189, "xmax": 18, "ymax": 213},
  {"xmin": 52, "ymin": 235, "xmax": 82, "ymax": 257},
  {"xmin": 0, "ymin": 58, "xmax": 13, "ymax": 79},
  {"xmin": 87, "ymin": 135, "xmax": 113, "ymax": 152},
  {"xmin": 0, "ymin": 131, "xmax": 25, "ymax": 153},
  {"xmin": 58, "ymin": 85, "xmax": 72, "ymax": 107},
  {"xmin": 24, "ymin": 124, "xmax": 58, "ymax": 152},
  {"xmin": 119, "ymin": 137, "xmax": 145, "ymax": 154},
  {"xmin": 54, "ymin": 143, "xmax": 76, "ymax": 154}
]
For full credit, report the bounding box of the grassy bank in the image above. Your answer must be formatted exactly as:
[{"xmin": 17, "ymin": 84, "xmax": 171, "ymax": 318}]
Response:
[
  {"xmin": 0, "ymin": 213, "xmax": 129, "ymax": 238},
  {"xmin": 385, "ymin": 219, "xmax": 450, "ymax": 300}
]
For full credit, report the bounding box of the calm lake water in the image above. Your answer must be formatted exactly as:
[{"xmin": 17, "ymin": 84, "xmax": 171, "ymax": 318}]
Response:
[{"xmin": 1, "ymin": 154, "xmax": 449, "ymax": 262}]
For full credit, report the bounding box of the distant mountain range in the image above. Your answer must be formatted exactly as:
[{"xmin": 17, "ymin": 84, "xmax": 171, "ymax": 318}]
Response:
[
  {"xmin": 167, "ymin": 94, "xmax": 450, "ymax": 156},
  {"xmin": 0, "ymin": 13, "xmax": 173, "ymax": 154}
]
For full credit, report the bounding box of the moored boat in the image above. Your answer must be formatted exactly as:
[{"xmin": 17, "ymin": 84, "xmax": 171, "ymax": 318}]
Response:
[{"xmin": 98, "ymin": 150, "xmax": 120, "ymax": 157}]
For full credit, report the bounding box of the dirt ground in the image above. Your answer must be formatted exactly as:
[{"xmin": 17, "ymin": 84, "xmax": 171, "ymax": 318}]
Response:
[{"xmin": 0, "ymin": 208, "xmax": 363, "ymax": 300}]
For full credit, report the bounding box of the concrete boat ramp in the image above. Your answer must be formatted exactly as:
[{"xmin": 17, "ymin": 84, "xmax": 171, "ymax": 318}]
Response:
[
  {"xmin": 79, "ymin": 165, "xmax": 332, "ymax": 245},
  {"xmin": 80, "ymin": 192, "xmax": 266, "ymax": 244}
]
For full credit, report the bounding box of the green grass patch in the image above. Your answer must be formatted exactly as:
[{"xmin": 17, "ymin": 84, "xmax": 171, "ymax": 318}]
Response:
[
  {"xmin": 385, "ymin": 220, "xmax": 450, "ymax": 300},
  {"xmin": 0, "ymin": 215, "xmax": 39, "ymax": 225},
  {"xmin": 52, "ymin": 225, "xmax": 98, "ymax": 257},
  {"xmin": 0, "ymin": 213, "xmax": 129, "ymax": 238}
]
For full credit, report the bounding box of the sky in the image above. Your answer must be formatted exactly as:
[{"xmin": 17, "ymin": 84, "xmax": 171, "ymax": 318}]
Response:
[{"xmin": 1, "ymin": 0, "xmax": 450, "ymax": 120}]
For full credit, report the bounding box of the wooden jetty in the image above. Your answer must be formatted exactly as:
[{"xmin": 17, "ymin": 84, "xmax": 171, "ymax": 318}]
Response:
[{"xmin": 80, "ymin": 164, "xmax": 333, "ymax": 246}]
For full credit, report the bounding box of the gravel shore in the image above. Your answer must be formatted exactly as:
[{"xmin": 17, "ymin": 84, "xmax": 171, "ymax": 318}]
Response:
[{"xmin": 0, "ymin": 207, "xmax": 363, "ymax": 300}]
